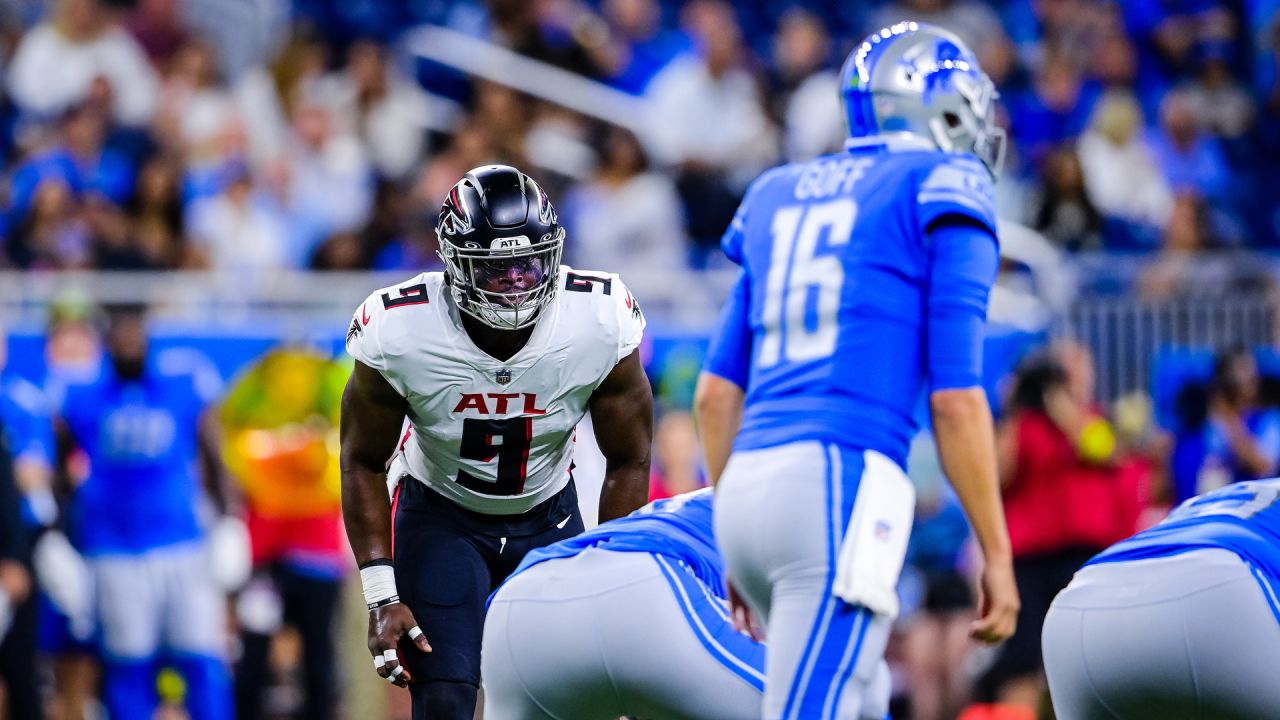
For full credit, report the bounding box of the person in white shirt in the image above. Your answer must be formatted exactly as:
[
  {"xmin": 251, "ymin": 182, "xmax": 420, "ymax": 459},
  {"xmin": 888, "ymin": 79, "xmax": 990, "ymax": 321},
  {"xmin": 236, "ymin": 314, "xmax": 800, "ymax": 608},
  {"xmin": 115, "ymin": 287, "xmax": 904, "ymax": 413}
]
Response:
[{"xmin": 7, "ymin": 0, "xmax": 159, "ymax": 126}]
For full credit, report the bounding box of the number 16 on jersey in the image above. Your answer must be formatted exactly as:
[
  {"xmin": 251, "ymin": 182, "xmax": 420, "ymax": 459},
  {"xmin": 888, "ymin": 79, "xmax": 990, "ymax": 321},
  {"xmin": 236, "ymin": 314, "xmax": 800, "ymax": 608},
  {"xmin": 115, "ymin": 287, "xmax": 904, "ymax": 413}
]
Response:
[{"xmin": 758, "ymin": 199, "xmax": 857, "ymax": 368}]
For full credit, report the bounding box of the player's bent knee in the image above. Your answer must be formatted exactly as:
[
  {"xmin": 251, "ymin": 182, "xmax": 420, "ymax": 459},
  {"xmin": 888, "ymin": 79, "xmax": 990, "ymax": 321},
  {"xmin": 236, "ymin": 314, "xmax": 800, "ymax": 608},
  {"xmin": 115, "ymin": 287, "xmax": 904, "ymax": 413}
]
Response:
[{"xmin": 410, "ymin": 680, "xmax": 479, "ymax": 720}]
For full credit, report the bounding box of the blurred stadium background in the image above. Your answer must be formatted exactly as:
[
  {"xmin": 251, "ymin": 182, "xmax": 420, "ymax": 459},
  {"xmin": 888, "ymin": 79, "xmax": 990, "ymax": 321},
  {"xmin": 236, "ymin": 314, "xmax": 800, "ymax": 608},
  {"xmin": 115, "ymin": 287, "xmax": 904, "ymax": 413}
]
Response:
[{"xmin": 0, "ymin": 0, "xmax": 1278, "ymax": 718}]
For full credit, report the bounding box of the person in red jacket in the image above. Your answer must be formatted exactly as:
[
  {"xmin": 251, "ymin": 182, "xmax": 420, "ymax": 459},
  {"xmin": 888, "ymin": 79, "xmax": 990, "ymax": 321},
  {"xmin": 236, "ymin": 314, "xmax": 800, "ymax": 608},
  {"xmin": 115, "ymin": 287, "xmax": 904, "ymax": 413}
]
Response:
[{"xmin": 977, "ymin": 342, "xmax": 1143, "ymax": 714}]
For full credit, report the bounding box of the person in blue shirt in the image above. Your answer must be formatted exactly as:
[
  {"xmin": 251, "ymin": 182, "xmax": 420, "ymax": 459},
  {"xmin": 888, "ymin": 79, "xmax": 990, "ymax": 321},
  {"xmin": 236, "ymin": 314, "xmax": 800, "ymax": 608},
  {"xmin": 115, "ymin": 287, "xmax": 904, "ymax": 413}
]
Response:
[
  {"xmin": 482, "ymin": 489, "xmax": 771, "ymax": 720},
  {"xmin": 1171, "ymin": 347, "xmax": 1280, "ymax": 503},
  {"xmin": 1043, "ymin": 478, "xmax": 1280, "ymax": 719},
  {"xmin": 3, "ymin": 320, "xmax": 102, "ymax": 720},
  {"xmin": 56, "ymin": 305, "xmax": 239, "ymax": 720},
  {"xmin": 694, "ymin": 22, "xmax": 1020, "ymax": 719},
  {"xmin": 0, "ymin": 330, "xmax": 45, "ymax": 720},
  {"xmin": 0, "ymin": 325, "xmax": 57, "ymax": 529}
]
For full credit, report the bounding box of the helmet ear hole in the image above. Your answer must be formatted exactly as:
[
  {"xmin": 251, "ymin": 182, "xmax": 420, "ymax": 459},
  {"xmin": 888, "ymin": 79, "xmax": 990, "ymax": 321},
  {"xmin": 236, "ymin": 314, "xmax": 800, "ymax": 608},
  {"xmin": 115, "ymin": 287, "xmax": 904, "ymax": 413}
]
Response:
[{"xmin": 943, "ymin": 112, "xmax": 962, "ymax": 129}]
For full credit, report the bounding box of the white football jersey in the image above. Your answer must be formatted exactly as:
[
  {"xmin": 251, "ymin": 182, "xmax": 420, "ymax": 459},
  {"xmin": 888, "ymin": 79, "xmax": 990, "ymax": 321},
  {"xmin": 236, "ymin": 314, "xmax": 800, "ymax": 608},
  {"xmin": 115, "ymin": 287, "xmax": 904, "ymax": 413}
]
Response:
[{"xmin": 346, "ymin": 267, "xmax": 645, "ymax": 515}]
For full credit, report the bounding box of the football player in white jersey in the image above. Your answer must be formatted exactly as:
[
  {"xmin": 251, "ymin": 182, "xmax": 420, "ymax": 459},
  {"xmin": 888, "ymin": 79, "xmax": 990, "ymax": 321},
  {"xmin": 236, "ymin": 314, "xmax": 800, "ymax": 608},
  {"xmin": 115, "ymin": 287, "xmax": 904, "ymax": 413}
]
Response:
[{"xmin": 340, "ymin": 165, "xmax": 654, "ymax": 720}]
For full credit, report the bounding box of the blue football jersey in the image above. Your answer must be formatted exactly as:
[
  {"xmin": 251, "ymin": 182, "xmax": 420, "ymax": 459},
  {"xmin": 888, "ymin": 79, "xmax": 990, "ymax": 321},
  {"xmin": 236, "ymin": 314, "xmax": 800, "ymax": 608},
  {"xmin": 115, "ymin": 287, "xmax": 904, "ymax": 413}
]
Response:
[
  {"xmin": 499, "ymin": 488, "xmax": 723, "ymax": 600},
  {"xmin": 1, "ymin": 373, "xmax": 57, "ymax": 527},
  {"xmin": 60, "ymin": 358, "xmax": 213, "ymax": 555},
  {"xmin": 717, "ymin": 145, "xmax": 999, "ymax": 467},
  {"xmin": 1089, "ymin": 479, "xmax": 1280, "ymax": 606},
  {"xmin": 0, "ymin": 373, "xmax": 54, "ymax": 469}
]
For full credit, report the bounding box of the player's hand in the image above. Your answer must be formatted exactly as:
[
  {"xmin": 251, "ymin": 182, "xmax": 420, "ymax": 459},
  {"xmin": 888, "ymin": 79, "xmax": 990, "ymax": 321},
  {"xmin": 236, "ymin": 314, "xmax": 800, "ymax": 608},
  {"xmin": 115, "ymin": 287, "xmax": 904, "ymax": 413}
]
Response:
[
  {"xmin": 727, "ymin": 579, "xmax": 761, "ymax": 641},
  {"xmin": 368, "ymin": 602, "xmax": 431, "ymax": 687},
  {"xmin": 970, "ymin": 558, "xmax": 1019, "ymax": 645},
  {"xmin": 0, "ymin": 560, "xmax": 30, "ymax": 605}
]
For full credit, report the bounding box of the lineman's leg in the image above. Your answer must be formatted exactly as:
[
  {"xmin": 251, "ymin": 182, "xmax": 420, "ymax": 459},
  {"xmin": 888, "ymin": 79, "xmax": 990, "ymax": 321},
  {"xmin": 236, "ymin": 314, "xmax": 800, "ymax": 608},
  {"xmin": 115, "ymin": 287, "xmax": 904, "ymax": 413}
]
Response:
[
  {"xmin": 1044, "ymin": 549, "xmax": 1280, "ymax": 720},
  {"xmin": 480, "ymin": 602, "xmax": 560, "ymax": 720},
  {"xmin": 162, "ymin": 542, "xmax": 232, "ymax": 720},
  {"xmin": 394, "ymin": 480, "xmax": 489, "ymax": 720},
  {"xmin": 482, "ymin": 554, "xmax": 620, "ymax": 720},
  {"xmin": 94, "ymin": 553, "xmax": 163, "ymax": 719},
  {"xmin": 483, "ymin": 549, "xmax": 764, "ymax": 720},
  {"xmin": 637, "ymin": 553, "xmax": 765, "ymax": 718}
]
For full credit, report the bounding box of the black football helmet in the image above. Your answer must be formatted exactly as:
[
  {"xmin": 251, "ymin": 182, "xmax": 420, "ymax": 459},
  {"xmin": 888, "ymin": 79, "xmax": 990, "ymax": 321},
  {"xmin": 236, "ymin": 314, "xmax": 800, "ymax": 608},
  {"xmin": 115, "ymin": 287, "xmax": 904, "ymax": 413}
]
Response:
[{"xmin": 436, "ymin": 165, "xmax": 565, "ymax": 330}]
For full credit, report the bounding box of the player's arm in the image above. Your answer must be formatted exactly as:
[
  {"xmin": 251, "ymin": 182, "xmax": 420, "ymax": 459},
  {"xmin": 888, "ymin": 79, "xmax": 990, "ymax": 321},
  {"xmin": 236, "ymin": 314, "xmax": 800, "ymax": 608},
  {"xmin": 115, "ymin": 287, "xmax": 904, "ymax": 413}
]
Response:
[
  {"xmin": 694, "ymin": 271, "xmax": 758, "ymax": 637},
  {"xmin": 589, "ymin": 349, "xmax": 653, "ymax": 523},
  {"xmin": 924, "ymin": 219, "xmax": 1019, "ymax": 646},
  {"xmin": 33, "ymin": 408, "xmax": 94, "ymax": 640},
  {"xmin": 0, "ymin": 441, "xmax": 30, "ymax": 609},
  {"xmin": 197, "ymin": 411, "xmax": 237, "ymax": 515},
  {"xmin": 6, "ymin": 391, "xmax": 57, "ymax": 527},
  {"xmin": 696, "ymin": 375, "xmax": 744, "ymax": 486},
  {"xmin": 197, "ymin": 408, "xmax": 256, "ymax": 592},
  {"xmin": 340, "ymin": 360, "xmax": 430, "ymax": 686},
  {"xmin": 695, "ymin": 272, "xmax": 751, "ymax": 486}
]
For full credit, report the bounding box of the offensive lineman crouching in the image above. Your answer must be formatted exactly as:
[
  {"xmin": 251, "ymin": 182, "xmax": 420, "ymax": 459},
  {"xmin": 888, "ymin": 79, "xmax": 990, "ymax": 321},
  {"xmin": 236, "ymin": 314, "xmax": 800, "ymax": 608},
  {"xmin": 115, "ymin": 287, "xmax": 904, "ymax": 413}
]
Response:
[
  {"xmin": 483, "ymin": 488, "xmax": 767, "ymax": 720},
  {"xmin": 340, "ymin": 165, "xmax": 653, "ymax": 720}
]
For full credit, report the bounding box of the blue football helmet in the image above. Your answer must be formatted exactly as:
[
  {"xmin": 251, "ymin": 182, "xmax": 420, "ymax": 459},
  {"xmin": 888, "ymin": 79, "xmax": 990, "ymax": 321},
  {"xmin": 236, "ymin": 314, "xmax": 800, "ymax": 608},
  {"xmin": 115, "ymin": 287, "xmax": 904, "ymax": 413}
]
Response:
[{"xmin": 840, "ymin": 22, "xmax": 1004, "ymax": 177}]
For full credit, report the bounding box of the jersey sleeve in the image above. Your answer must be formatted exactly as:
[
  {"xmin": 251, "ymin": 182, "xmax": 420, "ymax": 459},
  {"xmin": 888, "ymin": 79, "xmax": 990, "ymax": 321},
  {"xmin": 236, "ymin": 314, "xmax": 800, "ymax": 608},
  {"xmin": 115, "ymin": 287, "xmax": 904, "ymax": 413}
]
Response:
[
  {"xmin": 703, "ymin": 271, "xmax": 751, "ymax": 390},
  {"xmin": 916, "ymin": 155, "xmax": 998, "ymax": 237},
  {"xmin": 346, "ymin": 292, "xmax": 389, "ymax": 371},
  {"xmin": 156, "ymin": 348, "xmax": 224, "ymax": 407},
  {"xmin": 345, "ymin": 291, "xmax": 409, "ymax": 396},
  {"xmin": 612, "ymin": 275, "xmax": 647, "ymax": 362},
  {"xmin": 3, "ymin": 380, "xmax": 54, "ymax": 468},
  {"xmin": 925, "ymin": 222, "xmax": 999, "ymax": 392}
]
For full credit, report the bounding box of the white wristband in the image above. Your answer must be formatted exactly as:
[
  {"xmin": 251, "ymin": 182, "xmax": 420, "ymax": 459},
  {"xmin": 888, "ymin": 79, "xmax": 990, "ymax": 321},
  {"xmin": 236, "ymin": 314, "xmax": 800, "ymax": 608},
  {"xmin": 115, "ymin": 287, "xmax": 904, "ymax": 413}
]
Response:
[{"xmin": 360, "ymin": 564, "xmax": 399, "ymax": 609}]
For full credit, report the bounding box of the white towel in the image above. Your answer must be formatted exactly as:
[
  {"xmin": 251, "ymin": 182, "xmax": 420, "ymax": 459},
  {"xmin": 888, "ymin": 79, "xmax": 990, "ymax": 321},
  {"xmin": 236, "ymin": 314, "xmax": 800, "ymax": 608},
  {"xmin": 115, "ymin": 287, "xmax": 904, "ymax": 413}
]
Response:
[{"xmin": 831, "ymin": 450, "xmax": 916, "ymax": 619}]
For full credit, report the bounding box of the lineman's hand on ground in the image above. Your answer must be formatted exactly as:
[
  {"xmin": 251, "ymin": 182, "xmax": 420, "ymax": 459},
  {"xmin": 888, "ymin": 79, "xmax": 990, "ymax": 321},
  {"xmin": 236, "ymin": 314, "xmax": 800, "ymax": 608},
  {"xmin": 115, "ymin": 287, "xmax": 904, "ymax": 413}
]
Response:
[{"xmin": 368, "ymin": 602, "xmax": 431, "ymax": 687}]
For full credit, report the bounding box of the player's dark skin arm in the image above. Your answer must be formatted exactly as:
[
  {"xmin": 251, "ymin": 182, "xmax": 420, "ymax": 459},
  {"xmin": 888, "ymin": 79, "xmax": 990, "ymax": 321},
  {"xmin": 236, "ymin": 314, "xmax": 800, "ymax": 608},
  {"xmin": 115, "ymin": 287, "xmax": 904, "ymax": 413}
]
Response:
[
  {"xmin": 340, "ymin": 360, "xmax": 431, "ymax": 686},
  {"xmin": 589, "ymin": 348, "xmax": 653, "ymax": 523},
  {"xmin": 197, "ymin": 411, "xmax": 237, "ymax": 515}
]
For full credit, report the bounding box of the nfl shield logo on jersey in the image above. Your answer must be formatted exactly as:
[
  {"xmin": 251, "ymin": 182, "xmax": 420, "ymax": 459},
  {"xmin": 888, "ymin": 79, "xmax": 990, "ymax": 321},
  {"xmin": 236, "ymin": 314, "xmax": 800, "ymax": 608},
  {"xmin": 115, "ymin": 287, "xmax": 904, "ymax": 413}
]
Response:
[{"xmin": 495, "ymin": 369, "xmax": 512, "ymax": 385}]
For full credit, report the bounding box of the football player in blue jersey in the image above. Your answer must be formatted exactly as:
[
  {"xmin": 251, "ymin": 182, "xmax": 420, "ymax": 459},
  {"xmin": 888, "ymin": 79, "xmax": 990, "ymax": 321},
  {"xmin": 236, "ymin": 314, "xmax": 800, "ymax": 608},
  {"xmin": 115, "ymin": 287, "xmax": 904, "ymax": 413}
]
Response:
[
  {"xmin": 694, "ymin": 22, "xmax": 1020, "ymax": 719},
  {"xmin": 483, "ymin": 488, "xmax": 789, "ymax": 720},
  {"xmin": 1043, "ymin": 478, "xmax": 1280, "ymax": 719},
  {"xmin": 3, "ymin": 320, "xmax": 100, "ymax": 720},
  {"xmin": 0, "ymin": 324, "xmax": 50, "ymax": 720},
  {"xmin": 55, "ymin": 305, "xmax": 240, "ymax": 720}
]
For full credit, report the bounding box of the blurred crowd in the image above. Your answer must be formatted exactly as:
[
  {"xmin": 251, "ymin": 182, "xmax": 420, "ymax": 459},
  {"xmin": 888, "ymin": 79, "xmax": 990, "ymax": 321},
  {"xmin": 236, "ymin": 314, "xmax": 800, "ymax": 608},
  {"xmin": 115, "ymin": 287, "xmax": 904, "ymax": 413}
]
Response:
[{"xmin": 0, "ymin": 0, "xmax": 1272, "ymax": 282}]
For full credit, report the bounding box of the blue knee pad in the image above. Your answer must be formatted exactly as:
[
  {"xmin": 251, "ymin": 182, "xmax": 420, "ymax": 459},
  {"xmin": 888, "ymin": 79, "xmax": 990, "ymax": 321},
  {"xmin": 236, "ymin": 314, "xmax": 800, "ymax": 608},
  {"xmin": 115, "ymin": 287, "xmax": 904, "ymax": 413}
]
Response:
[{"xmin": 173, "ymin": 653, "xmax": 232, "ymax": 720}]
